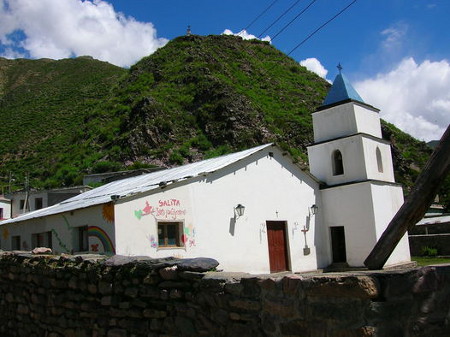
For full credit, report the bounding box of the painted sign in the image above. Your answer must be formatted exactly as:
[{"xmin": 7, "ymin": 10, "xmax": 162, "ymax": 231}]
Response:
[{"xmin": 135, "ymin": 199, "xmax": 187, "ymax": 221}]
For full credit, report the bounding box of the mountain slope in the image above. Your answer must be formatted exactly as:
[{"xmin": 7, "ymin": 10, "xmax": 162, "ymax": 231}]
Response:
[
  {"xmin": 0, "ymin": 35, "xmax": 434, "ymax": 200},
  {"xmin": 0, "ymin": 56, "xmax": 126, "ymax": 188},
  {"xmin": 85, "ymin": 35, "xmax": 328, "ymax": 167}
]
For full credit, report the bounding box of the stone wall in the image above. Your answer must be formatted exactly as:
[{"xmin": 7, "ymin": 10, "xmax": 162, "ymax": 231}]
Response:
[{"xmin": 0, "ymin": 252, "xmax": 449, "ymax": 337}]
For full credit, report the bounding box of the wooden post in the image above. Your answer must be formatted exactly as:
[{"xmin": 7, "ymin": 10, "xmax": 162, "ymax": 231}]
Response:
[{"xmin": 364, "ymin": 125, "xmax": 450, "ymax": 270}]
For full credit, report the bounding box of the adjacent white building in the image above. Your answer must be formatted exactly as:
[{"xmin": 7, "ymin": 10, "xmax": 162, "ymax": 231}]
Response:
[
  {"xmin": 0, "ymin": 196, "xmax": 11, "ymax": 221},
  {"xmin": 0, "ymin": 71, "xmax": 411, "ymax": 273}
]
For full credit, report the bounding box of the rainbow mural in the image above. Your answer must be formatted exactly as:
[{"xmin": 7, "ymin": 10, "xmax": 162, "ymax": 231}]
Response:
[{"xmin": 88, "ymin": 226, "xmax": 115, "ymax": 253}]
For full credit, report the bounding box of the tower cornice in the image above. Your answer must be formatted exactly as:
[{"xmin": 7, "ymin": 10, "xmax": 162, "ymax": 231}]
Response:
[
  {"xmin": 315, "ymin": 99, "xmax": 380, "ymax": 113},
  {"xmin": 307, "ymin": 132, "xmax": 391, "ymax": 147}
]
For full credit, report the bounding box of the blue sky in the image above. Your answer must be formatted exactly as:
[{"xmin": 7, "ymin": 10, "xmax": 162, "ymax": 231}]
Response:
[{"xmin": 1, "ymin": 0, "xmax": 449, "ymax": 141}]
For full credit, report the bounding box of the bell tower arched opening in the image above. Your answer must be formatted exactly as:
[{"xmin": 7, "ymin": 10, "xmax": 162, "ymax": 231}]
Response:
[{"xmin": 332, "ymin": 150, "xmax": 344, "ymax": 176}]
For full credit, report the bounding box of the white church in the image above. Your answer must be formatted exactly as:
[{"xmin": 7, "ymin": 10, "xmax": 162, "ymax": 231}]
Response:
[{"xmin": 0, "ymin": 71, "xmax": 411, "ymax": 273}]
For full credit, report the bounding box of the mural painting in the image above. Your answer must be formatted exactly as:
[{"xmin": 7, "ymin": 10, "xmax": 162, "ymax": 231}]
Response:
[
  {"xmin": 102, "ymin": 203, "xmax": 115, "ymax": 223},
  {"xmin": 134, "ymin": 199, "xmax": 187, "ymax": 221},
  {"xmin": 51, "ymin": 215, "xmax": 74, "ymax": 253},
  {"xmin": 148, "ymin": 235, "xmax": 158, "ymax": 248},
  {"xmin": 183, "ymin": 223, "xmax": 196, "ymax": 247},
  {"xmin": 88, "ymin": 226, "xmax": 115, "ymax": 254},
  {"xmin": 135, "ymin": 199, "xmax": 197, "ymax": 249}
]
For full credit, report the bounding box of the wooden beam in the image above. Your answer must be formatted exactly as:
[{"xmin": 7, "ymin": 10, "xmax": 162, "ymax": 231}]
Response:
[{"xmin": 364, "ymin": 125, "xmax": 450, "ymax": 270}]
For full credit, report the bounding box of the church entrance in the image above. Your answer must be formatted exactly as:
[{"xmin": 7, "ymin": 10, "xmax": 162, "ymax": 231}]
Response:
[
  {"xmin": 266, "ymin": 221, "xmax": 289, "ymax": 273},
  {"xmin": 330, "ymin": 226, "xmax": 347, "ymax": 263}
]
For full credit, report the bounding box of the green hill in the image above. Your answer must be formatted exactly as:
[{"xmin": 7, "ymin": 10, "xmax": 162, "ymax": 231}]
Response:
[{"xmin": 0, "ymin": 35, "xmax": 435, "ymax": 201}]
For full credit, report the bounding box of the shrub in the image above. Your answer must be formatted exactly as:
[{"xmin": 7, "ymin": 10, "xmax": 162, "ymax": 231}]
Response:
[{"xmin": 420, "ymin": 246, "xmax": 438, "ymax": 257}]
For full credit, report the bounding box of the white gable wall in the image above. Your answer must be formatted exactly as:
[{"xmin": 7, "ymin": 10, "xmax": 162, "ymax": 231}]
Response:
[{"xmin": 114, "ymin": 147, "xmax": 323, "ymax": 274}]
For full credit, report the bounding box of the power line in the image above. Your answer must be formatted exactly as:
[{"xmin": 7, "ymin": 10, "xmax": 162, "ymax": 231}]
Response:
[
  {"xmin": 270, "ymin": 0, "xmax": 318, "ymax": 42},
  {"xmin": 258, "ymin": 0, "xmax": 303, "ymax": 39},
  {"xmin": 287, "ymin": 0, "xmax": 358, "ymax": 57},
  {"xmin": 241, "ymin": 0, "xmax": 280, "ymax": 33}
]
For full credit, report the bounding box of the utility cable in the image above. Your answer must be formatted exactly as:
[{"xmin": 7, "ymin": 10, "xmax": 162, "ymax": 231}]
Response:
[
  {"xmin": 287, "ymin": 0, "xmax": 358, "ymax": 56},
  {"xmin": 258, "ymin": 0, "xmax": 303, "ymax": 38},
  {"xmin": 270, "ymin": 0, "xmax": 318, "ymax": 42},
  {"xmin": 241, "ymin": 0, "xmax": 280, "ymax": 34}
]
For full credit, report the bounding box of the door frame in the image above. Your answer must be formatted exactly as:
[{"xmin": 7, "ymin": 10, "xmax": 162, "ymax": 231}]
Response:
[
  {"xmin": 330, "ymin": 226, "xmax": 347, "ymax": 263},
  {"xmin": 266, "ymin": 221, "xmax": 290, "ymax": 273}
]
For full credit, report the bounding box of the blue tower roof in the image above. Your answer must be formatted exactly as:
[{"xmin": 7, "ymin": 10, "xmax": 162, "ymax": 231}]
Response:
[{"xmin": 322, "ymin": 71, "xmax": 365, "ymax": 107}]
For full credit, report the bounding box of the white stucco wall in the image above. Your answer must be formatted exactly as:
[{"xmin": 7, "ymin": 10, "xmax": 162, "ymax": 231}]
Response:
[
  {"xmin": 0, "ymin": 199, "xmax": 11, "ymax": 220},
  {"xmin": 321, "ymin": 181, "xmax": 410, "ymax": 267},
  {"xmin": 361, "ymin": 138, "xmax": 395, "ymax": 182},
  {"xmin": 0, "ymin": 205, "xmax": 115, "ymax": 254},
  {"xmin": 313, "ymin": 103, "xmax": 381, "ymax": 143},
  {"xmin": 308, "ymin": 135, "xmax": 395, "ymax": 186},
  {"xmin": 114, "ymin": 147, "xmax": 323, "ymax": 274},
  {"xmin": 370, "ymin": 183, "xmax": 410, "ymax": 266},
  {"xmin": 10, "ymin": 192, "xmax": 49, "ymax": 218}
]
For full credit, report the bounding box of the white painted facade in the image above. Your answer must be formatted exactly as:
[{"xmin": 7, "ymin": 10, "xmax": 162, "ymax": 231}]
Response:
[
  {"xmin": 114, "ymin": 147, "xmax": 322, "ymax": 273},
  {"xmin": 312, "ymin": 102, "xmax": 382, "ymax": 143},
  {"xmin": 308, "ymin": 88, "xmax": 410, "ymax": 267},
  {"xmin": 0, "ymin": 146, "xmax": 322, "ymax": 274},
  {"xmin": 1, "ymin": 204, "xmax": 115, "ymax": 253},
  {"xmin": 0, "ymin": 197, "xmax": 11, "ymax": 220},
  {"xmin": 320, "ymin": 182, "xmax": 409, "ymax": 266}
]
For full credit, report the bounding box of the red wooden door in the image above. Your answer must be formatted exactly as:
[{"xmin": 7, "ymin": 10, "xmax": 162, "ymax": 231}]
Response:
[{"xmin": 266, "ymin": 221, "xmax": 289, "ymax": 273}]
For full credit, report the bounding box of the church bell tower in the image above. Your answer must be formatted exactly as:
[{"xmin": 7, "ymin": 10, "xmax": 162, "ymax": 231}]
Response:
[{"xmin": 307, "ymin": 66, "xmax": 411, "ymax": 267}]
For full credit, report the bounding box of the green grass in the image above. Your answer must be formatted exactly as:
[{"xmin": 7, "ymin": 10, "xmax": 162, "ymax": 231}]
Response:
[{"xmin": 411, "ymin": 256, "xmax": 450, "ymax": 266}]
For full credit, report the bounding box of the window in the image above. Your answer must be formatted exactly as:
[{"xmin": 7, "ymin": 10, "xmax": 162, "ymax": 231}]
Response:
[
  {"xmin": 0, "ymin": 208, "xmax": 3, "ymax": 219},
  {"xmin": 158, "ymin": 222, "xmax": 183, "ymax": 248},
  {"xmin": 35, "ymin": 198, "xmax": 43, "ymax": 210},
  {"xmin": 77, "ymin": 226, "xmax": 89, "ymax": 252},
  {"xmin": 31, "ymin": 231, "xmax": 52, "ymax": 249},
  {"xmin": 376, "ymin": 147, "xmax": 383, "ymax": 173},
  {"xmin": 11, "ymin": 236, "xmax": 21, "ymax": 250},
  {"xmin": 19, "ymin": 199, "xmax": 25, "ymax": 210},
  {"xmin": 332, "ymin": 150, "xmax": 344, "ymax": 176}
]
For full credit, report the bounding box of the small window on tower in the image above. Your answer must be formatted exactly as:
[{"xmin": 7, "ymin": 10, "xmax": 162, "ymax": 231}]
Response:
[
  {"xmin": 376, "ymin": 147, "xmax": 383, "ymax": 173},
  {"xmin": 332, "ymin": 150, "xmax": 344, "ymax": 176}
]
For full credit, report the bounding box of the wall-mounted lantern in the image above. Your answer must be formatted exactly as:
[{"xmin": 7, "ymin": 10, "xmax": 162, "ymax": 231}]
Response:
[
  {"xmin": 310, "ymin": 204, "xmax": 318, "ymax": 215},
  {"xmin": 235, "ymin": 204, "xmax": 245, "ymax": 217}
]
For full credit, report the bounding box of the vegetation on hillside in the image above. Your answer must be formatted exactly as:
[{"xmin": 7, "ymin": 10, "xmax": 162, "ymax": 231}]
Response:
[{"xmin": 0, "ymin": 35, "xmax": 438, "ymax": 205}]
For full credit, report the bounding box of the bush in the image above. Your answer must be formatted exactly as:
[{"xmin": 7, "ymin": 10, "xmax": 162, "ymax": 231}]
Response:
[{"xmin": 420, "ymin": 246, "xmax": 438, "ymax": 257}]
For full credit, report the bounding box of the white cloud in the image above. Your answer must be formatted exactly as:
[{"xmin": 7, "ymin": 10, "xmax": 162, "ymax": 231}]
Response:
[
  {"xmin": 355, "ymin": 57, "xmax": 450, "ymax": 142},
  {"xmin": 0, "ymin": 0, "xmax": 168, "ymax": 67},
  {"xmin": 222, "ymin": 29, "xmax": 271, "ymax": 42},
  {"xmin": 300, "ymin": 58, "xmax": 329, "ymax": 81},
  {"xmin": 380, "ymin": 22, "xmax": 408, "ymax": 52}
]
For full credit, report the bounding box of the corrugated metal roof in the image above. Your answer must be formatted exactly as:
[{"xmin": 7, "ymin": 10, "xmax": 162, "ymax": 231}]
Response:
[
  {"xmin": 0, "ymin": 143, "xmax": 274, "ymax": 225},
  {"xmin": 416, "ymin": 215, "xmax": 450, "ymax": 226}
]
